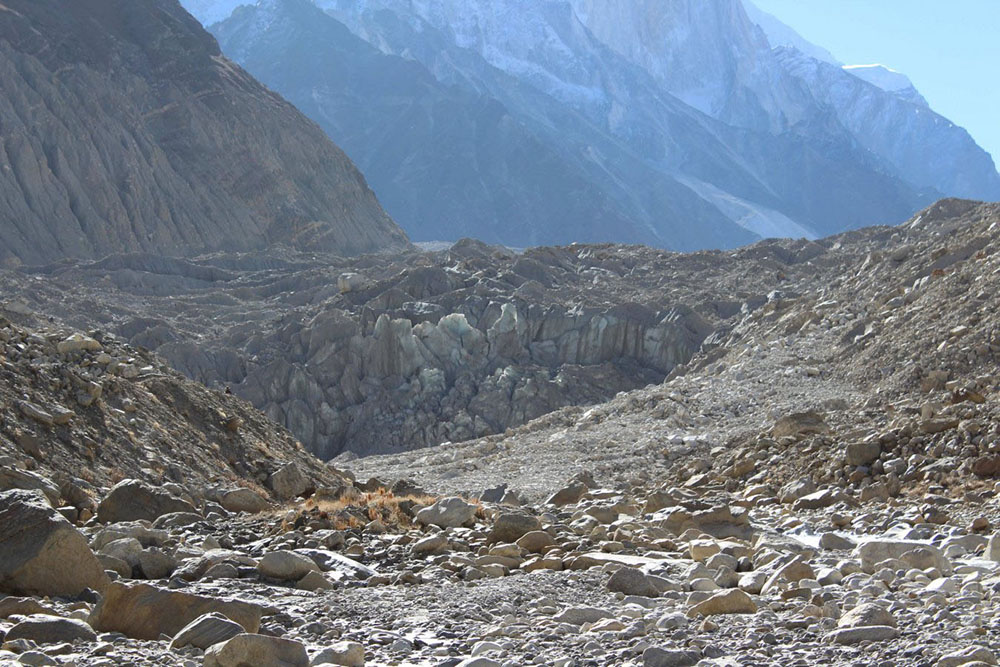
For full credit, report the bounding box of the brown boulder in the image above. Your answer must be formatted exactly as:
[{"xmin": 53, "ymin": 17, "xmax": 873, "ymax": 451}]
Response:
[
  {"xmin": 89, "ymin": 581, "xmax": 266, "ymax": 640},
  {"xmin": 204, "ymin": 633, "xmax": 309, "ymax": 667},
  {"xmin": 97, "ymin": 479, "xmax": 197, "ymax": 524},
  {"xmin": 972, "ymin": 455, "xmax": 1000, "ymax": 478},
  {"xmin": 772, "ymin": 412, "xmax": 829, "ymax": 439},
  {"xmin": 0, "ymin": 489, "xmax": 109, "ymax": 597}
]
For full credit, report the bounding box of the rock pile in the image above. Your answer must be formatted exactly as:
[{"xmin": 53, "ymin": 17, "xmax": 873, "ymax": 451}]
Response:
[{"xmin": 2, "ymin": 199, "xmax": 1000, "ymax": 665}]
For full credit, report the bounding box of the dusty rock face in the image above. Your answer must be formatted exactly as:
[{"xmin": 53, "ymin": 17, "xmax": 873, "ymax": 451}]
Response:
[
  {"xmin": 0, "ymin": 489, "xmax": 109, "ymax": 596},
  {"xmin": 88, "ymin": 581, "xmax": 266, "ymax": 639},
  {"xmin": 0, "ymin": 0, "xmax": 407, "ymax": 268}
]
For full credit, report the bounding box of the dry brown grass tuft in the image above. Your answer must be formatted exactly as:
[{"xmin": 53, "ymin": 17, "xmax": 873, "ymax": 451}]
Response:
[{"xmin": 283, "ymin": 488, "xmax": 439, "ymax": 532}]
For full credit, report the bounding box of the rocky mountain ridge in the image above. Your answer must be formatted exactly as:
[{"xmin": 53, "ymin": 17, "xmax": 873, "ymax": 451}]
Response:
[
  {"xmin": 3, "ymin": 223, "xmax": 867, "ymax": 461},
  {"xmin": 185, "ymin": 0, "xmax": 1000, "ymax": 250},
  {"xmin": 0, "ymin": 0, "xmax": 407, "ymax": 268}
]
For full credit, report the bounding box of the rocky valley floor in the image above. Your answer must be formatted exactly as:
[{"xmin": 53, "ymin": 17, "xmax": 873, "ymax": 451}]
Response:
[{"xmin": 3, "ymin": 200, "xmax": 1000, "ymax": 666}]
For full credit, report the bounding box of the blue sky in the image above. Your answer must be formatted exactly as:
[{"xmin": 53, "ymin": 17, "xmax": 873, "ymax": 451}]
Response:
[{"xmin": 751, "ymin": 0, "xmax": 1000, "ymax": 169}]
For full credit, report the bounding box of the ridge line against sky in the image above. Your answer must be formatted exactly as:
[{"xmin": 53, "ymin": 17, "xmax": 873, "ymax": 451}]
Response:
[{"xmin": 750, "ymin": 0, "xmax": 1000, "ymax": 169}]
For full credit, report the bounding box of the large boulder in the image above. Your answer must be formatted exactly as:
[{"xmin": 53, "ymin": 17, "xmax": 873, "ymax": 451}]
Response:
[
  {"xmin": 0, "ymin": 489, "xmax": 109, "ymax": 596},
  {"xmin": 257, "ymin": 551, "xmax": 318, "ymax": 581},
  {"xmin": 416, "ymin": 497, "xmax": 477, "ymax": 528},
  {"xmin": 89, "ymin": 581, "xmax": 265, "ymax": 640},
  {"xmin": 853, "ymin": 540, "xmax": 951, "ymax": 575},
  {"xmin": 487, "ymin": 513, "xmax": 540, "ymax": 544},
  {"xmin": 5, "ymin": 615, "xmax": 97, "ymax": 644},
  {"xmin": 0, "ymin": 467, "xmax": 61, "ymax": 506},
  {"xmin": 268, "ymin": 462, "xmax": 311, "ymax": 500},
  {"xmin": 203, "ymin": 634, "xmax": 309, "ymax": 667},
  {"xmin": 96, "ymin": 479, "xmax": 197, "ymax": 523}
]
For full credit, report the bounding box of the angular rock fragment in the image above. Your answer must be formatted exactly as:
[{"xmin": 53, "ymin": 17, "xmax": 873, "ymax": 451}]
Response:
[
  {"xmin": 170, "ymin": 612, "xmax": 244, "ymax": 650},
  {"xmin": 0, "ymin": 489, "xmax": 109, "ymax": 596}
]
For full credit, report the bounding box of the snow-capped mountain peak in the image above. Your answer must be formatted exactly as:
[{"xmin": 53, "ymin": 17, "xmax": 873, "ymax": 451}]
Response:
[{"xmin": 180, "ymin": 0, "xmax": 1000, "ymax": 252}]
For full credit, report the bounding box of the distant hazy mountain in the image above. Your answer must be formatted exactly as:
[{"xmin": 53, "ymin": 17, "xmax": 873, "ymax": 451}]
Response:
[
  {"xmin": 185, "ymin": 0, "xmax": 1000, "ymax": 250},
  {"xmin": 0, "ymin": 0, "xmax": 407, "ymax": 268}
]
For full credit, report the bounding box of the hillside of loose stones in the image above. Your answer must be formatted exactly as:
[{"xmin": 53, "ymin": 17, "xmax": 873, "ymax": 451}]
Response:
[
  {"xmin": 2, "ymin": 199, "xmax": 1000, "ymax": 666},
  {"xmin": 2, "ymin": 211, "xmax": 873, "ymax": 461}
]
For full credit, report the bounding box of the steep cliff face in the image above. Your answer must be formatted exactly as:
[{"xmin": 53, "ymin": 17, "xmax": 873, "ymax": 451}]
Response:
[{"xmin": 0, "ymin": 0, "xmax": 407, "ymax": 267}]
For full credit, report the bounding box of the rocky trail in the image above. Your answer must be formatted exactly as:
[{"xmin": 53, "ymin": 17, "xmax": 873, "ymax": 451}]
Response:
[{"xmin": 2, "ymin": 200, "xmax": 1000, "ymax": 666}]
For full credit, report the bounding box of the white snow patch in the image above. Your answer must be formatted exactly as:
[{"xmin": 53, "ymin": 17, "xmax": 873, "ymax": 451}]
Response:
[
  {"xmin": 843, "ymin": 64, "xmax": 915, "ymax": 93},
  {"xmin": 678, "ymin": 176, "xmax": 817, "ymax": 240}
]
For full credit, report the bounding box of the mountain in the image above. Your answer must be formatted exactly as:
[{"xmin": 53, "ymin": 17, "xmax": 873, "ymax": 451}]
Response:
[
  {"xmin": 0, "ymin": 0, "xmax": 407, "ymax": 268},
  {"xmin": 742, "ymin": 0, "xmax": 840, "ymax": 65},
  {"xmin": 211, "ymin": 0, "xmax": 755, "ymax": 250},
  {"xmin": 774, "ymin": 49, "xmax": 998, "ymax": 205},
  {"xmin": 741, "ymin": 2, "xmax": 929, "ymax": 106},
  {"xmin": 185, "ymin": 0, "xmax": 1000, "ymax": 251},
  {"xmin": 740, "ymin": 3, "xmax": 996, "ymax": 198},
  {"xmin": 842, "ymin": 65, "xmax": 928, "ymax": 107}
]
